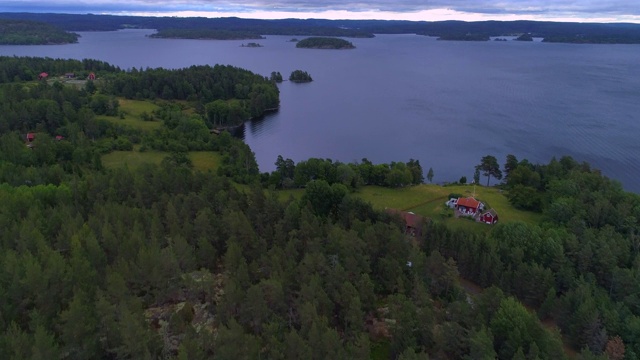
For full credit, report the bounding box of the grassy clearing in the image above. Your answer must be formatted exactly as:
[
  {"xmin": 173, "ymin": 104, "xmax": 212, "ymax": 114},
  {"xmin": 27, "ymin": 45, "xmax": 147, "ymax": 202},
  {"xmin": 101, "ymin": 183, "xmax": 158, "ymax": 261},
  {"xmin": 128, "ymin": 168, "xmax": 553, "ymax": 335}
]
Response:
[
  {"xmin": 355, "ymin": 184, "xmax": 542, "ymax": 225},
  {"xmin": 102, "ymin": 149, "xmax": 221, "ymax": 172},
  {"xmin": 97, "ymin": 98, "xmax": 163, "ymax": 131},
  {"xmin": 274, "ymin": 183, "xmax": 541, "ymax": 226}
]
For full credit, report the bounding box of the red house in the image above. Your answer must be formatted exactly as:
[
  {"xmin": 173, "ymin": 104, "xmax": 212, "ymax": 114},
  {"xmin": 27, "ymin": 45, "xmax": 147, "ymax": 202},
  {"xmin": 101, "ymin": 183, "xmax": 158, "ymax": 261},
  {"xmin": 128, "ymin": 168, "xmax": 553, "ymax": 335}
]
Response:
[
  {"xmin": 26, "ymin": 133, "xmax": 35, "ymax": 142},
  {"xmin": 386, "ymin": 209, "xmax": 425, "ymax": 237},
  {"xmin": 88, "ymin": 72, "xmax": 96, "ymax": 80},
  {"xmin": 55, "ymin": 135, "xmax": 64, "ymax": 141},
  {"xmin": 481, "ymin": 209, "xmax": 499, "ymax": 224},
  {"xmin": 38, "ymin": 72, "xmax": 48, "ymax": 80},
  {"xmin": 455, "ymin": 197, "xmax": 483, "ymax": 215}
]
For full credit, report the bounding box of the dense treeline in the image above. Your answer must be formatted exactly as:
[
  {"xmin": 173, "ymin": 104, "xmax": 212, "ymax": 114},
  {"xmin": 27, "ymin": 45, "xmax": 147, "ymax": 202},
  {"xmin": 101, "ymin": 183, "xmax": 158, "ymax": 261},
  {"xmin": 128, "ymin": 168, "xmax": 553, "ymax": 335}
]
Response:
[
  {"xmin": 149, "ymin": 28, "xmax": 265, "ymax": 40},
  {"xmin": 0, "ymin": 56, "xmax": 119, "ymax": 83},
  {"xmin": 0, "ymin": 19, "xmax": 78, "ymax": 45},
  {"xmin": 103, "ymin": 65, "xmax": 279, "ymax": 126},
  {"xmin": 263, "ymin": 156, "xmax": 425, "ymax": 189},
  {"xmin": 296, "ymin": 37, "xmax": 356, "ymax": 49},
  {"xmin": 3, "ymin": 13, "xmax": 640, "ymax": 43}
]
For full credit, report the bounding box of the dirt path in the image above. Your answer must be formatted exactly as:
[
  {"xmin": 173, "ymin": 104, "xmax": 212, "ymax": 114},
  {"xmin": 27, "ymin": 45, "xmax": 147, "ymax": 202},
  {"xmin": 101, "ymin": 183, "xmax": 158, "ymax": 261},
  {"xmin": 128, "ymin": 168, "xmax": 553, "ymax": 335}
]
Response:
[{"xmin": 401, "ymin": 196, "xmax": 448, "ymax": 212}]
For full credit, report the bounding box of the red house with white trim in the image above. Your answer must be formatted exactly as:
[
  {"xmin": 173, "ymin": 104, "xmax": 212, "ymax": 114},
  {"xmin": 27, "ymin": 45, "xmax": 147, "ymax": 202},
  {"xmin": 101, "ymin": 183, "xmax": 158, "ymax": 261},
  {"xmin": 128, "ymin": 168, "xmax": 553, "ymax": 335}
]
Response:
[
  {"xmin": 38, "ymin": 72, "xmax": 48, "ymax": 80},
  {"xmin": 455, "ymin": 197, "xmax": 483, "ymax": 216},
  {"xmin": 481, "ymin": 209, "xmax": 499, "ymax": 224},
  {"xmin": 88, "ymin": 72, "xmax": 96, "ymax": 80}
]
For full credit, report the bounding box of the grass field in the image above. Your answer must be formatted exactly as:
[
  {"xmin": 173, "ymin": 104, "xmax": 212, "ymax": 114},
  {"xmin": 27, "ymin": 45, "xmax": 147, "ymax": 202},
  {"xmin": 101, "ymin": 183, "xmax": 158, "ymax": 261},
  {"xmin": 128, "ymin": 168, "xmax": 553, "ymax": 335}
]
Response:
[
  {"xmin": 276, "ymin": 183, "xmax": 542, "ymax": 227},
  {"xmin": 357, "ymin": 184, "xmax": 543, "ymax": 225},
  {"xmin": 97, "ymin": 98, "xmax": 163, "ymax": 131},
  {"xmin": 102, "ymin": 149, "xmax": 222, "ymax": 172}
]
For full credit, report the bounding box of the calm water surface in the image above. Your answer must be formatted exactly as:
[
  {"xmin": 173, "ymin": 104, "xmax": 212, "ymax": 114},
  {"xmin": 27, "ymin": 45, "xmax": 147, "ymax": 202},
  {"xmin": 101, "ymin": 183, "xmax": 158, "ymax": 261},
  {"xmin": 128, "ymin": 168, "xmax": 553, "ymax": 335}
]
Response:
[{"xmin": 2, "ymin": 29, "xmax": 639, "ymax": 191}]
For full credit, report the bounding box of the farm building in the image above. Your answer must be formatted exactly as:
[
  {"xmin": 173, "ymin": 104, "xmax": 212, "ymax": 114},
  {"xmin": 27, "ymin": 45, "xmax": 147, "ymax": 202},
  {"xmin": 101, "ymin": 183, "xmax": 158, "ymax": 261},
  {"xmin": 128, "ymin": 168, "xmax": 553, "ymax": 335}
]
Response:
[{"xmin": 480, "ymin": 209, "xmax": 499, "ymax": 224}]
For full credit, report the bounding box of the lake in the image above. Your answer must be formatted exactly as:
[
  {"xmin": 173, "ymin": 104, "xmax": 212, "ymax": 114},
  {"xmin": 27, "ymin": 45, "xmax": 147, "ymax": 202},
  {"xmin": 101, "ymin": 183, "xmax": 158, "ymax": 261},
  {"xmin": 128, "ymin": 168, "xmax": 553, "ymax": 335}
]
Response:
[{"xmin": 2, "ymin": 29, "xmax": 639, "ymax": 191}]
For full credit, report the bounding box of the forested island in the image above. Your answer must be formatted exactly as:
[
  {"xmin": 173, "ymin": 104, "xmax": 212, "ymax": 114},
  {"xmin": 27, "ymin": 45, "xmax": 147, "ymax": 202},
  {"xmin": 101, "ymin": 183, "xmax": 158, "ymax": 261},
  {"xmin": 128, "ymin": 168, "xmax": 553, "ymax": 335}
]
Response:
[
  {"xmin": 437, "ymin": 33, "xmax": 490, "ymax": 41},
  {"xmin": 3, "ymin": 12, "xmax": 640, "ymax": 44},
  {"xmin": 296, "ymin": 37, "xmax": 356, "ymax": 49},
  {"xmin": 0, "ymin": 55, "xmax": 639, "ymax": 359},
  {"xmin": 150, "ymin": 28, "xmax": 265, "ymax": 40},
  {"xmin": 0, "ymin": 19, "xmax": 78, "ymax": 45},
  {"xmin": 289, "ymin": 70, "xmax": 313, "ymax": 83}
]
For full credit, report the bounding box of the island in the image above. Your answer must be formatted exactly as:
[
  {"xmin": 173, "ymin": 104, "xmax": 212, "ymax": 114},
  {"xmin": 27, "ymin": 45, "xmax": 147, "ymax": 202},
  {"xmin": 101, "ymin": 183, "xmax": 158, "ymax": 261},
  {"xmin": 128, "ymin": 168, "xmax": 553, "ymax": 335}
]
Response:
[
  {"xmin": 289, "ymin": 70, "xmax": 313, "ymax": 83},
  {"xmin": 437, "ymin": 33, "xmax": 490, "ymax": 41},
  {"xmin": 149, "ymin": 28, "xmax": 265, "ymax": 40},
  {"xmin": 0, "ymin": 19, "xmax": 78, "ymax": 45},
  {"xmin": 270, "ymin": 71, "xmax": 283, "ymax": 83},
  {"xmin": 296, "ymin": 37, "xmax": 356, "ymax": 49},
  {"xmin": 288, "ymin": 38, "xmax": 299, "ymax": 42},
  {"xmin": 515, "ymin": 33, "xmax": 534, "ymax": 41},
  {"xmin": 241, "ymin": 42, "xmax": 263, "ymax": 47}
]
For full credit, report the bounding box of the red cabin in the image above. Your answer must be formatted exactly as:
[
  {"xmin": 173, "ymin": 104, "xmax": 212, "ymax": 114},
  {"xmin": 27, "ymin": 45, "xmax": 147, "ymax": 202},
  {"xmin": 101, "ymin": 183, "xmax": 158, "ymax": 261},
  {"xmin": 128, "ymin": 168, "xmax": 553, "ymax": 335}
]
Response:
[
  {"xmin": 481, "ymin": 209, "xmax": 499, "ymax": 224},
  {"xmin": 26, "ymin": 133, "xmax": 35, "ymax": 142},
  {"xmin": 38, "ymin": 72, "xmax": 48, "ymax": 80},
  {"xmin": 88, "ymin": 72, "xmax": 96, "ymax": 80}
]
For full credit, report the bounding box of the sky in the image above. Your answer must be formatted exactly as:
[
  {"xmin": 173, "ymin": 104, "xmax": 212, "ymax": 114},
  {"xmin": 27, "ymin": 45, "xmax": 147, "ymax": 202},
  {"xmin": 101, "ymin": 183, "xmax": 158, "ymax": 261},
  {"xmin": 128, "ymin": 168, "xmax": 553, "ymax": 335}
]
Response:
[{"xmin": 2, "ymin": 0, "xmax": 640, "ymax": 23}]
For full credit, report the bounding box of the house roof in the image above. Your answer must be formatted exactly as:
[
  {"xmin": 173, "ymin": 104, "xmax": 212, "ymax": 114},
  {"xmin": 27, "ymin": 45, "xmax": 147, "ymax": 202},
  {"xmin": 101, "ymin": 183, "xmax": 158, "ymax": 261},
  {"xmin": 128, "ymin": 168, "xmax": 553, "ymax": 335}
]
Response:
[
  {"xmin": 39, "ymin": 72, "xmax": 48, "ymax": 77},
  {"xmin": 483, "ymin": 209, "xmax": 498, "ymax": 217},
  {"xmin": 386, "ymin": 209, "xmax": 423, "ymax": 229},
  {"xmin": 457, "ymin": 197, "xmax": 481, "ymax": 209}
]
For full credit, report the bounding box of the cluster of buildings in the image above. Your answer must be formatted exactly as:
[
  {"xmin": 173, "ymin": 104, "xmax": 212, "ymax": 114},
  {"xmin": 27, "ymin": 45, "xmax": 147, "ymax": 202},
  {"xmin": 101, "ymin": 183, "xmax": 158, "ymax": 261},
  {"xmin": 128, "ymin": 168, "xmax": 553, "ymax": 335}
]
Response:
[{"xmin": 446, "ymin": 197, "xmax": 499, "ymax": 225}]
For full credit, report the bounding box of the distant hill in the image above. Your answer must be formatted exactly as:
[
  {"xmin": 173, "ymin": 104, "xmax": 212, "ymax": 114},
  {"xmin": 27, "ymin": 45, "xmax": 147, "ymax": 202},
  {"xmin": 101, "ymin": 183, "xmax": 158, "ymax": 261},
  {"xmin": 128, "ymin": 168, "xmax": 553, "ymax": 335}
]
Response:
[
  {"xmin": 0, "ymin": 19, "xmax": 78, "ymax": 44},
  {"xmin": 1, "ymin": 13, "xmax": 640, "ymax": 44},
  {"xmin": 149, "ymin": 28, "xmax": 265, "ymax": 40}
]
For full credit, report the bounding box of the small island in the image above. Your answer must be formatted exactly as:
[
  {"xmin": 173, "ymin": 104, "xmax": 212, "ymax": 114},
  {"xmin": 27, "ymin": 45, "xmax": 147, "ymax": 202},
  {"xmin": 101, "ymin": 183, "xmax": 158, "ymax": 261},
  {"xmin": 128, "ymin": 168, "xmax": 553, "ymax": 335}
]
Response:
[
  {"xmin": 270, "ymin": 71, "xmax": 283, "ymax": 83},
  {"xmin": 0, "ymin": 19, "xmax": 78, "ymax": 45},
  {"xmin": 296, "ymin": 37, "xmax": 355, "ymax": 49},
  {"xmin": 241, "ymin": 42, "xmax": 263, "ymax": 47},
  {"xmin": 289, "ymin": 70, "xmax": 313, "ymax": 83},
  {"xmin": 515, "ymin": 33, "xmax": 534, "ymax": 41},
  {"xmin": 288, "ymin": 38, "xmax": 299, "ymax": 42},
  {"xmin": 150, "ymin": 28, "xmax": 265, "ymax": 40}
]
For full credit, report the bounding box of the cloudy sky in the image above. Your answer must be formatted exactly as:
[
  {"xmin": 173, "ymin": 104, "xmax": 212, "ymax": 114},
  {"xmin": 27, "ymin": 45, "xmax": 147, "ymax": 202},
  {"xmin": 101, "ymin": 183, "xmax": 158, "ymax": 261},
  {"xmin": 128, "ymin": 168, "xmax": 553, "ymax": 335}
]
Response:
[{"xmin": 2, "ymin": 0, "xmax": 639, "ymax": 23}]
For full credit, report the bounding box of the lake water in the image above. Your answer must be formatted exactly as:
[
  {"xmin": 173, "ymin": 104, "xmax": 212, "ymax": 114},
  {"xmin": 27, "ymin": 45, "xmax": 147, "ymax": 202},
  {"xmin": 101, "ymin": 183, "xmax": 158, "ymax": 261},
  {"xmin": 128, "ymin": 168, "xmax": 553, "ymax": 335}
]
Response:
[{"xmin": 2, "ymin": 29, "xmax": 639, "ymax": 191}]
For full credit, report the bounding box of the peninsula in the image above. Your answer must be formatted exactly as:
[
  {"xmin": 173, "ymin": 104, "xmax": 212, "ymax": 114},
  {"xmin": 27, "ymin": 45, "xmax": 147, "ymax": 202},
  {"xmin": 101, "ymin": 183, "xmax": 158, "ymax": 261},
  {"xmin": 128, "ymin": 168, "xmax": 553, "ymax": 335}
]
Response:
[{"xmin": 0, "ymin": 19, "xmax": 78, "ymax": 45}]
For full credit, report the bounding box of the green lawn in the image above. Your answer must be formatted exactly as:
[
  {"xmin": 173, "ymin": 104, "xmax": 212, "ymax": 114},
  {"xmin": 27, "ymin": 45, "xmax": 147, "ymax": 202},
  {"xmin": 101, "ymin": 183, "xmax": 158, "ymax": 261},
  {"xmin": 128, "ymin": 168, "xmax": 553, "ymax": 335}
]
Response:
[
  {"xmin": 97, "ymin": 98, "xmax": 163, "ymax": 131},
  {"xmin": 354, "ymin": 184, "xmax": 542, "ymax": 227},
  {"xmin": 102, "ymin": 149, "xmax": 221, "ymax": 172}
]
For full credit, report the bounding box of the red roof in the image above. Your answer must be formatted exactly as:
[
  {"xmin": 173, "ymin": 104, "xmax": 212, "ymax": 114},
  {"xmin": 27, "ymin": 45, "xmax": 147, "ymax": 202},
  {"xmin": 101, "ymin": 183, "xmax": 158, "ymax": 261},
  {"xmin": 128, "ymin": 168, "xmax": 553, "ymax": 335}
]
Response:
[
  {"xmin": 39, "ymin": 72, "xmax": 48, "ymax": 77},
  {"xmin": 457, "ymin": 197, "xmax": 481, "ymax": 209}
]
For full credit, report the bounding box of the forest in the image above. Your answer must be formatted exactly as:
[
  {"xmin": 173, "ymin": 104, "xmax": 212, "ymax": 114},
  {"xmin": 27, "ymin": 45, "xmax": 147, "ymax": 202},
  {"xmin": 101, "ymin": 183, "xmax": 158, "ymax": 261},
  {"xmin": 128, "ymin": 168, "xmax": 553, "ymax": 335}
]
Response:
[
  {"xmin": 2, "ymin": 13, "xmax": 640, "ymax": 43},
  {"xmin": 0, "ymin": 55, "xmax": 638, "ymax": 360},
  {"xmin": 0, "ymin": 19, "xmax": 78, "ymax": 45}
]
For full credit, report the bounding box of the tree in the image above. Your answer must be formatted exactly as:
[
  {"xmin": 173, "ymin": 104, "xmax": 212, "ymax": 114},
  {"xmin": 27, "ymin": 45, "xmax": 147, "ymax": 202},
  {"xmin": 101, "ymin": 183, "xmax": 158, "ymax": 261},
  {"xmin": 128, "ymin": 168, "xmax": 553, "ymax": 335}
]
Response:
[
  {"xmin": 504, "ymin": 154, "xmax": 518, "ymax": 179},
  {"xmin": 475, "ymin": 155, "xmax": 503, "ymax": 186},
  {"xmin": 427, "ymin": 167, "xmax": 434, "ymax": 183}
]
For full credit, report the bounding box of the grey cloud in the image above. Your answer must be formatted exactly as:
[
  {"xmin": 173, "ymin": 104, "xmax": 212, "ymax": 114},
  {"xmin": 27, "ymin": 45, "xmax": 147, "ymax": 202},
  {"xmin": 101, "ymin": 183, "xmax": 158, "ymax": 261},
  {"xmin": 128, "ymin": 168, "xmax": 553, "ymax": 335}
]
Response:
[{"xmin": 3, "ymin": 0, "xmax": 640, "ymax": 16}]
